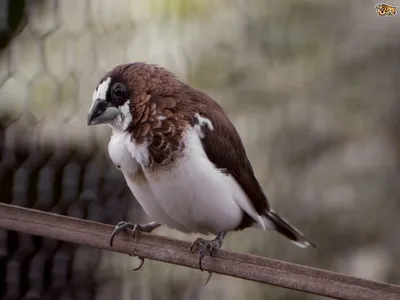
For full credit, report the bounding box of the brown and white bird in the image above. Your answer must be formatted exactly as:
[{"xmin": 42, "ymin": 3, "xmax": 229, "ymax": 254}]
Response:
[{"xmin": 87, "ymin": 62, "xmax": 315, "ymax": 271}]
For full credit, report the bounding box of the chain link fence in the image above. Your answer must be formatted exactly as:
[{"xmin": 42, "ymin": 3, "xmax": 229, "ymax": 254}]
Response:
[
  {"xmin": 0, "ymin": 115, "xmax": 138, "ymax": 300},
  {"xmin": 1, "ymin": 0, "xmax": 400, "ymax": 299}
]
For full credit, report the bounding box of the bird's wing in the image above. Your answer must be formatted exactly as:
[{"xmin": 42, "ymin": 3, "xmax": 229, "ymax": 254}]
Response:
[{"xmin": 187, "ymin": 89, "xmax": 270, "ymax": 229}]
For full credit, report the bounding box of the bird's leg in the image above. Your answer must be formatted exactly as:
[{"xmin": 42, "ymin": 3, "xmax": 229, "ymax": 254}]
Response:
[
  {"xmin": 189, "ymin": 231, "xmax": 227, "ymax": 272},
  {"xmin": 109, "ymin": 221, "xmax": 161, "ymax": 247}
]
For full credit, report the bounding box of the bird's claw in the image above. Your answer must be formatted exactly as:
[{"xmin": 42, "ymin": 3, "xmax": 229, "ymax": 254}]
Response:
[
  {"xmin": 202, "ymin": 272, "xmax": 213, "ymax": 285},
  {"xmin": 109, "ymin": 221, "xmax": 154, "ymax": 247},
  {"xmin": 189, "ymin": 232, "xmax": 226, "ymax": 285},
  {"xmin": 189, "ymin": 237, "xmax": 222, "ymax": 272},
  {"xmin": 130, "ymin": 251, "xmax": 145, "ymax": 271}
]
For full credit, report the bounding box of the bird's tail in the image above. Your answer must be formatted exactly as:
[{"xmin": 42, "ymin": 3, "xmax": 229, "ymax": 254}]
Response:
[{"xmin": 264, "ymin": 210, "xmax": 316, "ymax": 248}]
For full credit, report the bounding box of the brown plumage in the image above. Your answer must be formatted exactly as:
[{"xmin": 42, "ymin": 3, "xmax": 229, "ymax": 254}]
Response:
[
  {"xmin": 88, "ymin": 62, "xmax": 315, "ymax": 272},
  {"xmin": 98, "ymin": 63, "xmax": 272, "ymax": 229}
]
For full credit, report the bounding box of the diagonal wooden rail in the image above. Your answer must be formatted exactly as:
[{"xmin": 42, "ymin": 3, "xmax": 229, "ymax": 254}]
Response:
[{"xmin": 0, "ymin": 202, "xmax": 399, "ymax": 300}]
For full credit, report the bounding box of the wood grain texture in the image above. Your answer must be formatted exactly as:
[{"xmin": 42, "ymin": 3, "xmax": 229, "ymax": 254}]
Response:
[{"xmin": 0, "ymin": 202, "xmax": 399, "ymax": 300}]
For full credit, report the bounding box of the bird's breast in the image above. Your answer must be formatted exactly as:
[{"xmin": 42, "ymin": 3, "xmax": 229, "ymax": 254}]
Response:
[
  {"xmin": 108, "ymin": 130, "xmax": 190, "ymax": 231},
  {"xmin": 108, "ymin": 130, "xmax": 149, "ymax": 184},
  {"xmin": 142, "ymin": 129, "xmax": 244, "ymax": 234},
  {"xmin": 109, "ymin": 132, "xmax": 141, "ymax": 177},
  {"xmin": 108, "ymin": 128, "xmax": 247, "ymax": 235}
]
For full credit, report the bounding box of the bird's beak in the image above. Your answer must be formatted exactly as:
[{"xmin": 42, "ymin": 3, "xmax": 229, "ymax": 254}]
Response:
[{"xmin": 87, "ymin": 99, "xmax": 121, "ymax": 126}]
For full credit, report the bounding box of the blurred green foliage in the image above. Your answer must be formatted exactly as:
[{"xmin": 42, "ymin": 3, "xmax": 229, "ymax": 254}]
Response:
[{"xmin": 149, "ymin": 0, "xmax": 207, "ymax": 20}]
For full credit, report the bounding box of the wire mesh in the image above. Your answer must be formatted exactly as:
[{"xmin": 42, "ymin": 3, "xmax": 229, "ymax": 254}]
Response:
[{"xmin": 0, "ymin": 114, "xmax": 141, "ymax": 300}]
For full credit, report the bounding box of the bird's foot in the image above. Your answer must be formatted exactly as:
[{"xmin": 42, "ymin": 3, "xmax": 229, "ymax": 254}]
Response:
[
  {"xmin": 189, "ymin": 231, "xmax": 227, "ymax": 272},
  {"xmin": 109, "ymin": 221, "xmax": 160, "ymax": 247}
]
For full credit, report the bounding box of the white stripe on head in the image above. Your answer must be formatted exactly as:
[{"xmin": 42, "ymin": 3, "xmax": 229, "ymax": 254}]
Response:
[{"xmin": 89, "ymin": 77, "xmax": 112, "ymax": 111}]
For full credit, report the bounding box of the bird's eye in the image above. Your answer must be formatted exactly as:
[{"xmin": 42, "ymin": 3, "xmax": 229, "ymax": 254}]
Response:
[{"xmin": 111, "ymin": 83, "xmax": 127, "ymax": 100}]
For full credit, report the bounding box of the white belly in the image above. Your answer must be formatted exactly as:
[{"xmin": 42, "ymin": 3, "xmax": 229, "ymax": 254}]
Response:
[
  {"xmin": 108, "ymin": 130, "xmax": 189, "ymax": 232},
  {"xmin": 143, "ymin": 130, "xmax": 244, "ymax": 235},
  {"xmin": 108, "ymin": 128, "xmax": 246, "ymax": 235}
]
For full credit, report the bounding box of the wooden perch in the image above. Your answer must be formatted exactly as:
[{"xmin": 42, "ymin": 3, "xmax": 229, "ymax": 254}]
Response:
[{"xmin": 0, "ymin": 202, "xmax": 399, "ymax": 300}]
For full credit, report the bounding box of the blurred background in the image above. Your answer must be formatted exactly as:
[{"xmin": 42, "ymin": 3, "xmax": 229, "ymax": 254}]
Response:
[{"xmin": 1, "ymin": 0, "xmax": 400, "ymax": 299}]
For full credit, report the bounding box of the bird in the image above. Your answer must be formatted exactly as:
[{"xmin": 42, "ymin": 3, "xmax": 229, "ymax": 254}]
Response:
[{"xmin": 87, "ymin": 62, "xmax": 315, "ymax": 275}]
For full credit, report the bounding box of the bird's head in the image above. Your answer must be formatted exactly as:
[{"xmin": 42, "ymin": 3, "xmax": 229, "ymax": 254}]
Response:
[{"xmin": 87, "ymin": 62, "xmax": 181, "ymax": 131}]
